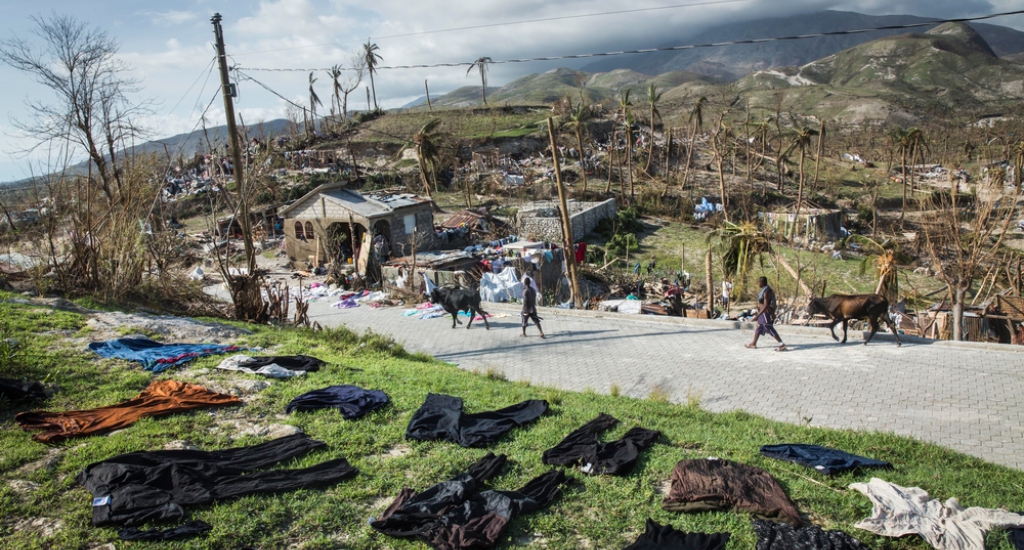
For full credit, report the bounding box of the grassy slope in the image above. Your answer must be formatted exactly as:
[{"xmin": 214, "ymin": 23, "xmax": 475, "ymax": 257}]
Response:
[{"xmin": 2, "ymin": 295, "xmax": 1022, "ymax": 549}]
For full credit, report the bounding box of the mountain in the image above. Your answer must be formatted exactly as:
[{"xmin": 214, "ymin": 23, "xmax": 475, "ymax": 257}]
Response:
[
  {"xmin": 581, "ymin": 11, "xmax": 1024, "ymax": 81},
  {"xmin": 736, "ymin": 23, "xmax": 1024, "ymax": 123},
  {"xmin": 427, "ymin": 68, "xmax": 719, "ymax": 108}
]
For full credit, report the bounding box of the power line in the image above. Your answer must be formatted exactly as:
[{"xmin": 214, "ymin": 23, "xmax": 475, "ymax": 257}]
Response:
[
  {"xmin": 231, "ymin": 0, "xmax": 752, "ymax": 57},
  {"xmin": 236, "ymin": 9, "xmax": 1024, "ymax": 73}
]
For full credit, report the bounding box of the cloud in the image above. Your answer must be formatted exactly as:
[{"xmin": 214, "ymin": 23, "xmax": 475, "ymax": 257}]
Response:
[{"xmin": 146, "ymin": 10, "xmax": 199, "ymax": 26}]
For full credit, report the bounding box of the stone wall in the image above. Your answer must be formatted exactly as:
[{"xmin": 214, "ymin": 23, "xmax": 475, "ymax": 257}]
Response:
[{"xmin": 518, "ymin": 199, "xmax": 616, "ymax": 243}]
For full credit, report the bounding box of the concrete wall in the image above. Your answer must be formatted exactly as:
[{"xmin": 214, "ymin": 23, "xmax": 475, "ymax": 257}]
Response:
[
  {"xmin": 283, "ymin": 199, "xmax": 437, "ymax": 265},
  {"xmin": 518, "ymin": 199, "xmax": 616, "ymax": 243}
]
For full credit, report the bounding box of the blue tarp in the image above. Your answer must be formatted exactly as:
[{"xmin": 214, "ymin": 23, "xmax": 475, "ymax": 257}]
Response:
[
  {"xmin": 759, "ymin": 444, "xmax": 891, "ymax": 475},
  {"xmin": 88, "ymin": 338, "xmax": 243, "ymax": 373}
]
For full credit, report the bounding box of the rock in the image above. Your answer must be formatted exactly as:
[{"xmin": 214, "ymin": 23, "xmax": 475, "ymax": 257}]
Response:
[
  {"xmin": 163, "ymin": 439, "xmax": 200, "ymax": 451},
  {"xmin": 89, "ymin": 544, "xmax": 116, "ymax": 550},
  {"xmin": 237, "ymin": 423, "xmax": 302, "ymax": 439},
  {"xmin": 16, "ymin": 449, "xmax": 62, "ymax": 475},
  {"xmin": 231, "ymin": 379, "xmax": 270, "ymax": 395},
  {"xmin": 191, "ymin": 368, "xmax": 211, "ymax": 376},
  {"xmin": 11, "ymin": 517, "xmax": 62, "ymax": 537},
  {"xmin": 8, "ymin": 480, "xmax": 40, "ymax": 493}
]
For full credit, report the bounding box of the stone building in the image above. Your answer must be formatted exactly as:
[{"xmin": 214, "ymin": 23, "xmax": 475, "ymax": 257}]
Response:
[
  {"xmin": 516, "ymin": 199, "xmax": 616, "ymax": 243},
  {"xmin": 279, "ymin": 183, "xmax": 437, "ymax": 270}
]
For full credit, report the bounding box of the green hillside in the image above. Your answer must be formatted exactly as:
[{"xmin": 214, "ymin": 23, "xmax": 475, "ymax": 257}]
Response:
[{"xmin": 734, "ymin": 23, "xmax": 1024, "ymax": 122}]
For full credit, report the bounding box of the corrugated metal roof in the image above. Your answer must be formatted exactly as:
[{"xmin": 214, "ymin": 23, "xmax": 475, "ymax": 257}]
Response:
[
  {"xmin": 440, "ymin": 209, "xmax": 485, "ymax": 229},
  {"xmin": 321, "ymin": 189, "xmax": 429, "ymax": 218}
]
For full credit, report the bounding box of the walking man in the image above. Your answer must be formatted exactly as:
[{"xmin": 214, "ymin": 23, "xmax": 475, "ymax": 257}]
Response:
[
  {"xmin": 747, "ymin": 276, "xmax": 786, "ymax": 351},
  {"xmin": 521, "ymin": 275, "xmax": 545, "ymax": 339}
]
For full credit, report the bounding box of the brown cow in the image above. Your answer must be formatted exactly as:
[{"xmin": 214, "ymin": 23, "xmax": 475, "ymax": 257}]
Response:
[{"xmin": 806, "ymin": 294, "xmax": 901, "ymax": 346}]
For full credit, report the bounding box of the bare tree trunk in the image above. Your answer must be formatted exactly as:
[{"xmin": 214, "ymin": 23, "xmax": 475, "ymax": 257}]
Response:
[
  {"xmin": 547, "ymin": 118, "xmax": 583, "ymax": 308},
  {"xmin": 812, "ymin": 120, "xmax": 825, "ymax": 190},
  {"xmin": 794, "ymin": 148, "xmax": 806, "ymax": 240},
  {"xmin": 681, "ymin": 125, "xmax": 697, "ymax": 193},
  {"xmin": 627, "ymin": 125, "xmax": 635, "ymax": 202},
  {"xmin": 661, "ymin": 127, "xmax": 673, "ymax": 197},
  {"xmin": 576, "ymin": 125, "xmax": 588, "ymax": 195},
  {"xmin": 706, "ymin": 242, "xmax": 714, "ymax": 317},
  {"xmin": 424, "ymin": 80, "xmax": 432, "ymax": 111},
  {"xmin": 900, "ymin": 148, "xmax": 908, "ymax": 224},
  {"xmin": 606, "ymin": 144, "xmax": 614, "ymax": 194},
  {"xmin": 952, "ymin": 285, "xmax": 965, "ymax": 341}
]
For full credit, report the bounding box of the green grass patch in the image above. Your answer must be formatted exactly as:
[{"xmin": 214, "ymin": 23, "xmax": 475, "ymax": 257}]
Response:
[{"xmin": 0, "ymin": 295, "xmax": 1021, "ymax": 549}]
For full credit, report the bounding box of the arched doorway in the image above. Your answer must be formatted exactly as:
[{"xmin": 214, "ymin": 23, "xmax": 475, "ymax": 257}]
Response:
[{"xmin": 372, "ymin": 219, "xmax": 392, "ymax": 262}]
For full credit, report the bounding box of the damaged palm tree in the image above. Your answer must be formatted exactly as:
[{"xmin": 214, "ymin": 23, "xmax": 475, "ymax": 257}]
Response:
[
  {"xmin": 707, "ymin": 221, "xmax": 773, "ymax": 302},
  {"xmin": 413, "ymin": 119, "xmax": 442, "ymax": 197},
  {"xmin": 852, "ymin": 236, "xmax": 904, "ymax": 304}
]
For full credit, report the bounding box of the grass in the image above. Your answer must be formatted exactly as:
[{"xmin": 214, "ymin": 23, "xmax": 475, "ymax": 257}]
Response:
[{"xmin": 2, "ymin": 293, "xmax": 1023, "ymax": 549}]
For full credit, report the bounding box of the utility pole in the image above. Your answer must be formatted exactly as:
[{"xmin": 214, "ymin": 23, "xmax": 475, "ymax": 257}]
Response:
[
  {"xmin": 547, "ymin": 118, "xmax": 583, "ymax": 308},
  {"xmin": 211, "ymin": 13, "xmax": 256, "ymax": 275},
  {"xmin": 425, "ymin": 80, "xmax": 432, "ymax": 111}
]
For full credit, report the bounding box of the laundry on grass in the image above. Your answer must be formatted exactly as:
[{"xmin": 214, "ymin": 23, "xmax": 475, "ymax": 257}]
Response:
[
  {"xmin": 406, "ymin": 393, "xmax": 548, "ymax": 447},
  {"xmin": 542, "ymin": 413, "xmax": 660, "ymax": 476},
  {"xmin": 753, "ymin": 519, "xmax": 871, "ymax": 550},
  {"xmin": 88, "ymin": 337, "xmax": 243, "ymax": 372},
  {"xmin": 850, "ymin": 478, "xmax": 1024, "ymax": 550},
  {"xmin": 370, "ymin": 452, "xmax": 569, "ymax": 550},
  {"xmin": 16, "ymin": 380, "xmax": 240, "ymax": 443},
  {"xmin": 285, "ymin": 385, "xmax": 388, "ymax": 419},
  {"xmin": 661, "ymin": 458, "xmax": 802, "ymax": 526},
  {"xmin": 621, "ymin": 519, "xmax": 730, "ymax": 550},
  {"xmin": 78, "ymin": 433, "xmax": 357, "ymax": 527},
  {"xmin": 0, "ymin": 377, "xmax": 48, "ymax": 404},
  {"xmin": 217, "ymin": 354, "xmax": 324, "ymax": 378},
  {"xmin": 759, "ymin": 444, "xmax": 890, "ymax": 475}
]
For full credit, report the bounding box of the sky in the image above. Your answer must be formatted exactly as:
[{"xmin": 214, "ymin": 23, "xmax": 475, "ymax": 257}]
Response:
[{"xmin": 1, "ymin": 0, "xmax": 1023, "ymax": 182}]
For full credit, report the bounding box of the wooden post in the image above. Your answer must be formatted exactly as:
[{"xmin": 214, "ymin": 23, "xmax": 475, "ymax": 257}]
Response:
[
  {"xmin": 706, "ymin": 242, "xmax": 714, "ymax": 317},
  {"xmin": 425, "ymin": 80, "xmax": 432, "ymax": 111},
  {"xmin": 212, "ymin": 13, "xmax": 255, "ymax": 275},
  {"xmin": 547, "ymin": 118, "xmax": 583, "ymax": 308}
]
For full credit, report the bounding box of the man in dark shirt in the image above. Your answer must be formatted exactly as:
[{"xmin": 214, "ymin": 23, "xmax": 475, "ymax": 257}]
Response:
[
  {"xmin": 521, "ymin": 276, "xmax": 545, "ymax": 339},
  {"xmin": 747, "ymin": 276, "xmax": 786, "ymax": 351}
]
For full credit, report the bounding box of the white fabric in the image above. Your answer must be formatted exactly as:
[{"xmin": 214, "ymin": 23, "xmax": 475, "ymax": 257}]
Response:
[
  {"xmin": 479, "ymin": 266, "xmax": 522, "ymax": 303},
  {"xmin": 521, "ymin": 274, "xmax": 540, "ymax": 294},
  {"xmin": 188, "ymin": 266, "xmax": 204, "ymax": 281},
  {"xmin": 597, "ymin": 299, "xmax": 642, "ymax": 315},
  {"xmin": 423, "ymin": 275, "xmax": 438, "ymax": 296},
  {"xmin": 216, "ymin": 355, "xmax": 305, "ymax": 379},
  {"xmin": 850, "ymin": 478, "xmax": 1024, "ymax": 550}
]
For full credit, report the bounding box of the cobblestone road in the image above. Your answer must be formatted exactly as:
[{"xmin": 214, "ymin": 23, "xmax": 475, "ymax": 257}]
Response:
[{"xmin": 307, "ymin": 299, "xmax": 1024, "ymax": 469}]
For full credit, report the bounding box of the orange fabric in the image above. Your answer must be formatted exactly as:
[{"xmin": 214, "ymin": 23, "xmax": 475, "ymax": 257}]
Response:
[{"xmin": 16, "ymin": 380, "xmax": 241, "ymax": 443}]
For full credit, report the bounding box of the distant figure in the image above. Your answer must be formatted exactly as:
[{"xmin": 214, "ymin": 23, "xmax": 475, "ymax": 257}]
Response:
[
  {"xmin": 521, "ymin": 276, "xmax": 545, "ymax": 339},
  {"xmin": 721, "ymin": 281, "xmax": 733, "ymax": 307},
  {"xmin": 747, "ymin": 276, "xmax": 786, "ymax": 351}
]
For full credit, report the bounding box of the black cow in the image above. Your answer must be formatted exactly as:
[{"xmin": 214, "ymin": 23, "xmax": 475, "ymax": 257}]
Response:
[
  {"xmin": 430, "ymin": 286, "xmax": 490, "ymax": 330},
  {"xmin": 806, "ymin": 294, "xmax": 901, "ymax": 346}
]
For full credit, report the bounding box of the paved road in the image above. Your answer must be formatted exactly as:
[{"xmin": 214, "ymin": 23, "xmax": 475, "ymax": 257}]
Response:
[{"xmin": 306, "ymin": 298, "xmax": 1024, "ymax": 469}]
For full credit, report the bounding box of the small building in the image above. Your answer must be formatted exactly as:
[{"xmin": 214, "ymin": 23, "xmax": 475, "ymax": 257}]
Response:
[
  {"xmin": 516, "ymin": 199, "xmax": 616, "ymax": 243},
  {"xmin": 758, "ymin": 207, "xmax": 845, "ymax": 240},
  {"xmin": 278, "ymin": 183, "xmax": 437, "ymax": 270}
]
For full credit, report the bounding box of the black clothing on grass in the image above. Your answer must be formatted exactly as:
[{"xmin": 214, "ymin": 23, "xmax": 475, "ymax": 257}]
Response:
[
  {"xmin": 118, "ymin": 520, "xmax": 212, "ymax": 541},
  {"xmin": 77, "ymin": 434, "xmax": 357, "ymax": 527},
  {"xmin": 622, "ymin": 519, "xmax": 730, "ymax": 550},
  {"xmin": 423, "ymin": 469, "xmax": 568, "ymax": 550},
  {"xmin": 0, "ymin": 377, "xmax": 47, "ymax": 403},
  {"xmin": 371, "ymin": 453, "xmax": 508, "ymax": 537},
  {"xmin": 241, "ymin": 355, "xmax": 324, "ymax": 372},
  {"xmin": 542, "ymin": 413, "xmax": 660, "ymax": 475},
  {"xmin": 1010, "ymin": 526, "xmax": 1024, "ymax": 550},
  {"xmin": 285, "ymin": 385, "xmax": 388, "ymax": 418},
  {"xmin": 406, "ymin": 393, "xmax": 548, "ymax": 447},
  {"xmin": 753, "ymin": 519, "xmax": 872, "ymax": 549},
  {"xmin": 371, "ymin": 452, "xmax": 569, "ymax": 550},
  {"xmin": 759, "ymin": 444, "xmax": 891, "ymax": 475}
]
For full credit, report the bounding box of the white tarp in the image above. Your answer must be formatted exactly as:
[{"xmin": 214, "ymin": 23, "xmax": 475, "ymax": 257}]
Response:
[
  {"xmin": 479, "ymin": 266, "xmax": 522, "ymax": 303},
  {"xmin": 597, "ymin": 299, "xmax": 643, "ymax": 315}
]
